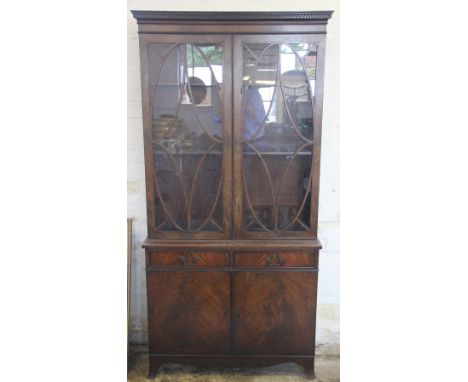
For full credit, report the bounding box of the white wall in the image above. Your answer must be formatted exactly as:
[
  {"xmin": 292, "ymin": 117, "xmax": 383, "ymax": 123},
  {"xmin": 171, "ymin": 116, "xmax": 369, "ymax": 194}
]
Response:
[{"xmin": 127, "ymin": 0, "xmax": 340, "ymax": 350}]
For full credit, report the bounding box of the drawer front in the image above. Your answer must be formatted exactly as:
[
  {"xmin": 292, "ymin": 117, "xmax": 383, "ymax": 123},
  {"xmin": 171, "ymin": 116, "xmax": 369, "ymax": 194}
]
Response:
[
  {"xmin": 147, "ymin": 251, "xmax": 230, "ymax": 267},
  {"xmin": 234, "ymin": 252, "xmax": 317, "ymax": 268}
]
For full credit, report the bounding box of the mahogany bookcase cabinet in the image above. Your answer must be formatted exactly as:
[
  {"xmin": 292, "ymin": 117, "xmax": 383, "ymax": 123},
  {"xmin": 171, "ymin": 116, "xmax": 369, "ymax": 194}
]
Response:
[{"xmin": 131, "ymin": 10, "xmax": 333, "ymax": 379}]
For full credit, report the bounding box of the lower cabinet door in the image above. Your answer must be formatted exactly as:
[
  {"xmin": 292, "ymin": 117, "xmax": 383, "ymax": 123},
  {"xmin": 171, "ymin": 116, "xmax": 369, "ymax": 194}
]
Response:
[
  {"xmin": 147, "ymin": 271, "xmax": 230, "ymax": 354},
  {"xmin": 233, "ymin": 272, "xmax": 317, "ymax": 355}
]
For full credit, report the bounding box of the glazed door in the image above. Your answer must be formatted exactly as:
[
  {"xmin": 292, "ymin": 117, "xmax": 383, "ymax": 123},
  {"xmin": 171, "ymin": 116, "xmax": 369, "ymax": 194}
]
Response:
[
  {"xmin": 140, "ymin": 34, "xmax": 232, "ymax": 239},
  {"xmin": 233, "ymin": 35, "xmax": 326, "ymax": 239},
  {"xmin": 232, "ymin": 271, "xmax": 317, "ymax": 354},
  {"xmin": 147, "ymin": 271, "xmax": 231, "ymax": 354}
]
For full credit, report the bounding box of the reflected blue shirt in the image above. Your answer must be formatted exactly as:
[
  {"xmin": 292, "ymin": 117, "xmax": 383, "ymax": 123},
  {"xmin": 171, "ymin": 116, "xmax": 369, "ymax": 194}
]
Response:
[{"xmin": 243, "ymin": 87, "xmax": 266, "ymax": 141}]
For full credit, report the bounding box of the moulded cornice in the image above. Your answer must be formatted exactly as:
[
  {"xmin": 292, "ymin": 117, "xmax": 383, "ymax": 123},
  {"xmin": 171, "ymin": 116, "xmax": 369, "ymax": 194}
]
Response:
[{"xmin": 131, "ymin": 11, "xmax": 334, "ymax": 24}]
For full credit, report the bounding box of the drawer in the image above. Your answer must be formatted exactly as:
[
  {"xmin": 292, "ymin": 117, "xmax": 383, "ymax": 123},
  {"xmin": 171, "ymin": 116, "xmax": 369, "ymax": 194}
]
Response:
[
  {"xmin": 234, "ymin": 252, "xmax": 317, "ymax": 268},
  {"xmin": 147, "ymin": 251, "xmax": 230, "ymax": 267}
]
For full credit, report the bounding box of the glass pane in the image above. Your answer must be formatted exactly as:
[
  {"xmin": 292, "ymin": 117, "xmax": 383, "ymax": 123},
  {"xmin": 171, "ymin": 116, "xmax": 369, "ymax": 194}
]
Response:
[
  {"xmin": 148, "ymin": 43, "xmax": 224, "ymax": 232},
  {"xmin": 241, "ymin": 42, "xmax": 317, "ymax": 232}
]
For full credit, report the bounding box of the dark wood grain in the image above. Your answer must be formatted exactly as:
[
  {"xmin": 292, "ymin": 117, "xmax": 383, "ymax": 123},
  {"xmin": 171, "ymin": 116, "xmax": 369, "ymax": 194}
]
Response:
[
  {"xmin": 234, "ymin": 252, "xmax": 317, "ymax": 268},
  {"xmin": 233, "ymin": 272, "xmax": 317, "ymax": 355},
  {"xmin": 147, "ymin": 251, "xmax": 230, "ymax": 267},
  {"xmin": 147, "ymin": 271, "xmax": 230, "ymax": 354},
  {"xmin": 137, "ymin": 24, "xmax": 328, "ymax": 35},
  {"xmin": 143, "ymin": 239, "xmax": 322, "ymax": 251}
]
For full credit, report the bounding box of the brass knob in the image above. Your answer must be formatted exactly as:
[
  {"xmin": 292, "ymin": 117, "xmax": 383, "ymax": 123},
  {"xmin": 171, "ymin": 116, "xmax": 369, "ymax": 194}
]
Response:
[
  {"xmin": 266, "ymin": 254, "xmax": 285, "ymax": 267},
  {"xmin": 179, "ymin": 255, "xmax": 189, "ymax": 266}
]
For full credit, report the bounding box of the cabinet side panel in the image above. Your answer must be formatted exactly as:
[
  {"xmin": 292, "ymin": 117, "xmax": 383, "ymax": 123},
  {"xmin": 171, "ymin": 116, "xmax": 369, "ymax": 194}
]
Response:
[{"xmin": 138, "ymin": 37, "xmax": 157, "ymax": 236}]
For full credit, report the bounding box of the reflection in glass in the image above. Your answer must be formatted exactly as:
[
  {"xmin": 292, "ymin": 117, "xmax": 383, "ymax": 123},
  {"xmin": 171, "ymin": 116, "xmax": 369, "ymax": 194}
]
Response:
[
  {"xmin": 241, "ymin": 42, "xmax": 317, "ymax": 232},
  {"xmin": 148, "ymin": 43, "xmax": 224, "ymax": 232}
]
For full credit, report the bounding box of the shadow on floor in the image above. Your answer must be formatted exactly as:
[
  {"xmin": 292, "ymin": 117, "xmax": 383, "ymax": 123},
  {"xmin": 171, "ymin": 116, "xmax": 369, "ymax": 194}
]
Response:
[{"xmin": 128, "ymin": 351, "xmax": 339, "ymax": 382}]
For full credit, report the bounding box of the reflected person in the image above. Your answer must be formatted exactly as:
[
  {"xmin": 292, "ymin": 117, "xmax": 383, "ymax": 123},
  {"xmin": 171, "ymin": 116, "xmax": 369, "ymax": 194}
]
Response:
[
  {"xmin": 243, "ymin": 85, "xmax": 266, "ymax": 141},
  {"xmin": 185, "ymin": 76, "xmax": 222, "ymax": 139}
]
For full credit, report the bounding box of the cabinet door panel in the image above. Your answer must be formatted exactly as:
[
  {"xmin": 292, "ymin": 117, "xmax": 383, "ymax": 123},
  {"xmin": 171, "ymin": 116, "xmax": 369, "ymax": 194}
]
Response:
[
  {"xmin": 233, "ymin": 34, "xmax": 326, "ymax": 239},
  {"xmin": 233, "ymin": 271, "xmax": 317, "ymax": 354},
  {"xmin": 147, "ymin": 271, "xmax": 230, "ymax": 354},
  {"xmin": 140, "ymin": 34, "xmax": 232, "ymax": 239}
]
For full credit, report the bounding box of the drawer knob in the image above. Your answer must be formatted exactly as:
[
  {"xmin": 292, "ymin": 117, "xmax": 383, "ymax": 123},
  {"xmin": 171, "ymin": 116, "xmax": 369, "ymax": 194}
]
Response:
[
  {"xmin": 191, "ymin": 255, "xmax": 201, "ymax": 265},
  {"xmin": 179, "ymin": 255, "xmax": 190, "ymax": 266},
  {"xmin": 179, "ymin": 254, "xmax": 201, "ymax": 266},
  {"xmin": 266, "ymin": 254, "xmax": 285, "ymax": 267}
]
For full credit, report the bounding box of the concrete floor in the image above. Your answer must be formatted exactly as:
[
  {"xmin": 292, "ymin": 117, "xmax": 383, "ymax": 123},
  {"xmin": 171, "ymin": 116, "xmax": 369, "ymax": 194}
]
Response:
[{"xmin": 127, "ymin": 347, "xmax": 339, "ymax": 382}]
